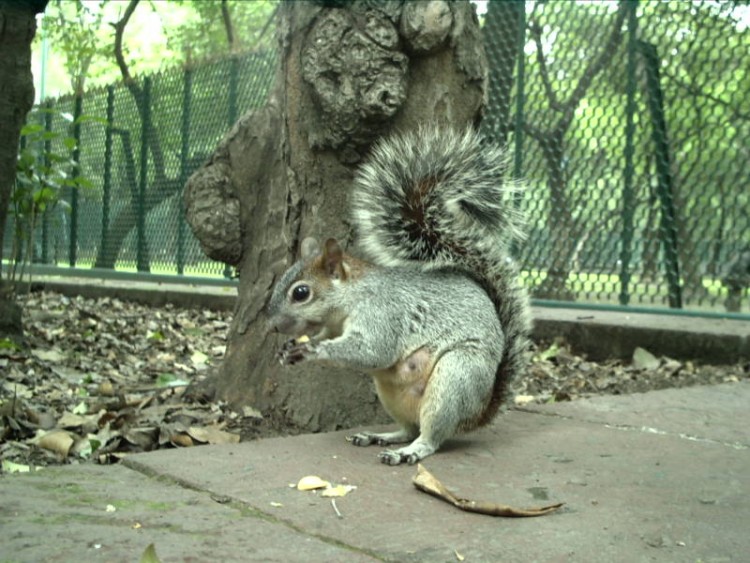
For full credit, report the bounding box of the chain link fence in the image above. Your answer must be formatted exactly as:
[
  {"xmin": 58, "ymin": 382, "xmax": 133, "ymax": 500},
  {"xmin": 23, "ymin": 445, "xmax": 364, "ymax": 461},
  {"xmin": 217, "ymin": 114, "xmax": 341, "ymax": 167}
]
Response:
[
  {"xmin": 5, "ymin": 50, "xmax": 276, "ymax": 280},
  {"xmin": 484, "ymin": 0, "xmax": 749, "ymax": 314},
  {"xmin": 5, "ymin": 1, "xmax": 749, "ymax": 314}
]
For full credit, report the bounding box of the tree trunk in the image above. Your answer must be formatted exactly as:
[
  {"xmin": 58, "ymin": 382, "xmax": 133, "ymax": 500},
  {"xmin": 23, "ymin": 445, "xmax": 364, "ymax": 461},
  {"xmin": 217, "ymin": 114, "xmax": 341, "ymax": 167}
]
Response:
[
  {"xmin": 0, "ymin": 0, "xmax": 48, "ymax": 341},
  {"xmin": 533, "ymin": 127, "xmax": 577, "ymax": 300},
  {"xmin": 184, "ymin": 1, "xmax": 489, "ymax": 432}
]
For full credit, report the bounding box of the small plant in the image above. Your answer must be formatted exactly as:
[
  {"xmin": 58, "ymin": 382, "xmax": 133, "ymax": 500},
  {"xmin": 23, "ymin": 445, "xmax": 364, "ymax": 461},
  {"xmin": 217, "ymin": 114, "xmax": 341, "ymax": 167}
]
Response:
[{"xmin": 10, "ymin": 111, "xmax": 94, "ymax": 291}]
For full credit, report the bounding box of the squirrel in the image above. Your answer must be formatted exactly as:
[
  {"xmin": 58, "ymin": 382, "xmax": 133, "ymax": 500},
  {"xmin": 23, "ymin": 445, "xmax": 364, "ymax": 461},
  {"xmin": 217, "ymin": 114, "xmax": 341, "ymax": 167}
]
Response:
[{"xmin": 266, "ymin": 125, "xmax": 531, "ymax": 465}]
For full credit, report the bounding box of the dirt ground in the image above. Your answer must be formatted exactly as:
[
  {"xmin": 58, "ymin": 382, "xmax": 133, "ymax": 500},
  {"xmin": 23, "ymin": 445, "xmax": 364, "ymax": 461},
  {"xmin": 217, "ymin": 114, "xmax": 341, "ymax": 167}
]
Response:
[{"xmin": 1, "ymin": 291, "xmax": 747, "ymax": 471}]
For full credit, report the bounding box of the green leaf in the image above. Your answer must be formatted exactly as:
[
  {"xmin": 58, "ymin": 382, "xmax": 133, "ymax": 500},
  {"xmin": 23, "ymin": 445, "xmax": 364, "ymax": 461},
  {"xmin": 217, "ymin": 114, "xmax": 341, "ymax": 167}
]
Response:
[
  {"xmin": 20, "ymin": 123, "xmax": 44, "ymax": 136},
  {"xmin": 39, "ymin": 131, "xmax": 59, "ymax": 141},
  {"xmin": 536, "ymin": 342, "xmax": 560, "ymax": 362},
  {"xmin": 148, "ymin": 330, "xmax": 165, "ymax": 341},
  {"xmin": 73, "ymin": 176, "xmax": 94, "ymax": 189},
  {"xmin": 63, "ymin": 137, "xmax": 78, "ymax": 150},
  {"xmin": 73, "ymin": 114, "xmax": 108, "ymax": 126},
  {"xmin": 140, "ymin": 543, "xmax": 162, "ymax": 563},
  {"xmin": 155, "ymin": 373, "xmax": 189, "ymax": 388},
  {"xmin": 2, "ymin": 460, "xmax": 33, "ymax": 474},
  {"xmin": 0, "ymin": 338, "xmax": 22, "ymax": 351}
]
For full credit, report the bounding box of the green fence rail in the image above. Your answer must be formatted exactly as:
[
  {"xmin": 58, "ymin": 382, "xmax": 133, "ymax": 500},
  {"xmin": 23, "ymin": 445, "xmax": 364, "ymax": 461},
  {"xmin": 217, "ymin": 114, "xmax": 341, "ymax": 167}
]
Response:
[{"xmin": 4, "ymin": 0, "xmax": 750, "ymax": 316}]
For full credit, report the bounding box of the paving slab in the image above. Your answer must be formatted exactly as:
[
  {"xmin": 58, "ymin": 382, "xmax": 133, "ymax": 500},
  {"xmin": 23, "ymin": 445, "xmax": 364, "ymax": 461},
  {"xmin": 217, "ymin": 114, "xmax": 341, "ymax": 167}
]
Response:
[
  {"xmin": 521, "ymin": 381, "xmax": 750, "ymax": 448},
  {"xmin": 0, "ymin": 463, "xmax": 376, "ymax": 563},
  {"xmin": 122, "ymin": 382, "xmax": 749, "ymax": 562},
  {"xmin": 1, "ymin": 383, "xmax": 748, "ymax": 563}
]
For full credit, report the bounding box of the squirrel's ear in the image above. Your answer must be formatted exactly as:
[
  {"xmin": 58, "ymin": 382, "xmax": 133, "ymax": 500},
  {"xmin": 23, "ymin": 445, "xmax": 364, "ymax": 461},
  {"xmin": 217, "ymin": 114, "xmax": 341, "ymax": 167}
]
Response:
[
  {"xmin": 323, "ymin": 238, "xmax": 346, "ymax": 280},
  {"xmin": 300, "ymin": 237, "xmax": 320, "ymax": 260}
]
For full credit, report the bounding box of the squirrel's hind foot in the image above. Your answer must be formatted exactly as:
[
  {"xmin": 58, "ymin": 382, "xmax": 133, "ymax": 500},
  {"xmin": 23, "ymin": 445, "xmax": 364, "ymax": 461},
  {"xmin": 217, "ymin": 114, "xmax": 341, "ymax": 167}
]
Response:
[
  {"xmin": 348, "ymin": 428, "xmax": 415, "ymax": 448},
  {"xmin": 378, "ymin": 438, "xmax": 437, "ymax": 466}
]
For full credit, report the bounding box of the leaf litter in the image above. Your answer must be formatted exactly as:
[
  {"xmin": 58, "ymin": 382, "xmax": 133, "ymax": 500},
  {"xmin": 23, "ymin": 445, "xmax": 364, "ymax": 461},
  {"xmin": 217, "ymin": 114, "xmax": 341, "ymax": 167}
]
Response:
[
  {"xmin": 1, "ymin": 291, "xmax": 747, "ymax": 471},
  {"xmin": 1, "ymin": 292, "xmax": 249, "ymax": 469}
]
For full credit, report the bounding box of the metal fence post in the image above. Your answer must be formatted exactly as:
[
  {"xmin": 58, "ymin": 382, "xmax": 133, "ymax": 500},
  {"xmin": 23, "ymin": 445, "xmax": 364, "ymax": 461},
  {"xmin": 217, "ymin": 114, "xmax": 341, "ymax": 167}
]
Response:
[
  {"xmin": 69, "ymin": 94, "xmax": 82, "ymax": 267},
  {"xmin": 137, "ymin": 77, "xmax": 151, "ymax": 273},
  {"xmin": 41, "ymin": 100, "xmax": 53, "ymax": 264},
  {"xmin": 178, "ymin": 68, "xmax": 193, "ymax": 276},
  {"xmin": 638, "ymin": 40, "xmax": 682, "ymax": 309},
  {"xmin": 513, "ymin": 0, "xmax": 526, "ymax": 208},
  {"xmin": 101, "ymin": 85, "xmax": 115, "ymax": 269},
  {"xmin": 619, "ymin": 0, "xmax": 638, "ymax": 306}
]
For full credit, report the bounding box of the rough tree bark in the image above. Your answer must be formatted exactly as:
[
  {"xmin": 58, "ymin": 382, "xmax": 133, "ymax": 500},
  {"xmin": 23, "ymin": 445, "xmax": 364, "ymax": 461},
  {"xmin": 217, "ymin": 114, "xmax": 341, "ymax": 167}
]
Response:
[
  {"xmin": 185, "ymin": 1, "xmax": 489, "ymax": 431},
  {"xmin": 0, "ymin": 0, "xmax": 48, "ymax": 341}
]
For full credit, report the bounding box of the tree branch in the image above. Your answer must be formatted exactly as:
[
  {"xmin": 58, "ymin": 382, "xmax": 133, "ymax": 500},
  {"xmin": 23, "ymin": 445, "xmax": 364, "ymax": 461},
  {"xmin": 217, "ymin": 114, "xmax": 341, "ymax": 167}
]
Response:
[
  {"xmin": 111, "ymin": 0, "xmax": 167, "ymax": 185},
  {"xmin": 221, "ymin": 0, "xmax": 237, "ymax": 53},
  {"xmin": 528, "ymin": 20, "xmax": 562, "ymax": 112},
  {"xmin": 558, "ymin": 2, "xmax": 628, "ymax": 132},
  {"xmin": 112, "ymin": 0, "xmax": 139, "ymax": 87},
  {"xmin": 662, "ymin": 68, "xmax": 750, "ymax": 121}
]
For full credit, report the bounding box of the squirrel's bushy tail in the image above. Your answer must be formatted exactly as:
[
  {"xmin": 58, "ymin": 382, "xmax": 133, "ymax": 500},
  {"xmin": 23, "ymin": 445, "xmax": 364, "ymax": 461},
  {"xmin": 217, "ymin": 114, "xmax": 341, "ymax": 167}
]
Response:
[
  {"xmin": 352, "ymin": 126, "xmax": 526, "ymax": 267},
  {"xmin": 351, "ymin": 125, "xmax": 531, "ymax": 423}
]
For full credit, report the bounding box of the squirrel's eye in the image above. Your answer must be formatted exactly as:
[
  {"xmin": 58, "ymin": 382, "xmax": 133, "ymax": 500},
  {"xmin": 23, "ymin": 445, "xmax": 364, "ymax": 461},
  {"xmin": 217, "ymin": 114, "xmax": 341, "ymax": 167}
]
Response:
[{"xmin": 291, "ymin": 284, "xmax": 311, "ymax": 303}]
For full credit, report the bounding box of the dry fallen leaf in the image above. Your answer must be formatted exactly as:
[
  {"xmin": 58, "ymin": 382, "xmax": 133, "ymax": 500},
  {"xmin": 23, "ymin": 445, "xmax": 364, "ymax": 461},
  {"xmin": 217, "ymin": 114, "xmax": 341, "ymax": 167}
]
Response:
[
  {"xmin": 190, "ymin": 351, "xmax": 209, "ymax": 365},
  {"xmin": 320, "ymin": 484, "xmax": 356, "ymax": 498},
  {"xmin": 37, "ymin": 430, "xmax": 75, "ymax": 458},
  {"xmin": 297, "ymin": 475, "xmax": 331, "ymax": 491},
  {"xmin": 413, "ymin": 464, "xmax": 563, "ymax": 517},
  {"xmin": 31, "ymin": 349, "xmax": 65, "ymax": 363},
  {"xmin": 169, "ymin": 433, "xmax": 194, "ymax": 448},
  {"xmin": 56, "ymin": 412, "xmax": 89, "ymax": 429},
  {"xmin": 187, "ymin": 426, "xmax": 240, "ymax": 445}
]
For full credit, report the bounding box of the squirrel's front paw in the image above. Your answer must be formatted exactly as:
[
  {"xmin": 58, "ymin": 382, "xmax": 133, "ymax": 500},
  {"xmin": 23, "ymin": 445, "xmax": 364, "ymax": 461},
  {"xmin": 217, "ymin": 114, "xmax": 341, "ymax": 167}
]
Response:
[{"xmin": 278, "ymin": 338, "xmax": 313, "ymax": 366}]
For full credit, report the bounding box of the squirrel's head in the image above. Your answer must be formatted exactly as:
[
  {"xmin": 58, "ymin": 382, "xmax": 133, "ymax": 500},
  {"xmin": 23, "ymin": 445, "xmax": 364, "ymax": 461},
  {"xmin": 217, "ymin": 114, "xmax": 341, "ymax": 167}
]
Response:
[{"xmin": 266, "ymin": 237, "xmax": 362, "ymax": 340}]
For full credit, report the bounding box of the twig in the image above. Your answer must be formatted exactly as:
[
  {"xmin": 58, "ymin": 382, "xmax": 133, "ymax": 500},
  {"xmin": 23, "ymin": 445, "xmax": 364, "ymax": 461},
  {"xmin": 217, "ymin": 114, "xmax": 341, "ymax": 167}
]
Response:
[{"xmin": 330, "ymin": 499, "xmax": 343, "ymax": 519}]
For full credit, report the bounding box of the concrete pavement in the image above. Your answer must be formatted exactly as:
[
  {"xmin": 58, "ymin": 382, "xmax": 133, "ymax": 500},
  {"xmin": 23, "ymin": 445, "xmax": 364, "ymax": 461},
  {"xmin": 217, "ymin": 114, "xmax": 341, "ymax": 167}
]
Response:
[{"xmin": 2, "ymin": 381, "xmax": 748, "ymax": 562}]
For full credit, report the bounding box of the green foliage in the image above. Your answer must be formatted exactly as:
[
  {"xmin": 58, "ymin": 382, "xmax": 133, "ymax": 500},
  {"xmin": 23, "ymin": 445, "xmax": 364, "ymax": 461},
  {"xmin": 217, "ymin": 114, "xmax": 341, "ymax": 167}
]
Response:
[
  {"xmin": 41, "ymin": 0, "xmax": 110, "ymax": 94},
  {"xmin": 160, "ymin": 0, "xmax": 278, "ymax": 63},
  {"xmin": 35, "ymin": 0, "xmax": 278, "ymax": 100},
  {"xmin": 10, "ymin": 111, "xmax": 94, "ymax": 287},
  {"xmin": 506, "ymin": 0, "xmax": 749, "ymax": 298}
]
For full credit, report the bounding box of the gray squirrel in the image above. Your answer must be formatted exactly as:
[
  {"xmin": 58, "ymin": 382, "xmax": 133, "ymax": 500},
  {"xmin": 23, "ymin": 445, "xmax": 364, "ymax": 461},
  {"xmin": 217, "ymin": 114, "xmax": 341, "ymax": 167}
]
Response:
[{"xmin": 267, "ymin": 126, "xmax": 531, "ymax": 465}]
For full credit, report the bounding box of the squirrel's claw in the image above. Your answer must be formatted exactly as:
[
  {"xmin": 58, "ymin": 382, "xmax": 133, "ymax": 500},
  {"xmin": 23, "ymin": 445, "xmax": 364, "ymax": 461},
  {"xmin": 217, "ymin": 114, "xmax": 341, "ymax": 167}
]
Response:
[{"xmin": 278, "ymin": 338, "xmax": 313, "ymax": 366}]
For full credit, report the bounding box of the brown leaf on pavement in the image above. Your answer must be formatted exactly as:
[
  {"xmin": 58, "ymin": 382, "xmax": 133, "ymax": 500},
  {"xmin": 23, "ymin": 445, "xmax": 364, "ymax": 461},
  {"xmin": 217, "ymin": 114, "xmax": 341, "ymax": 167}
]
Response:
[{"xmin": 412, "ymin": 464, "xmax": 564, "ymax": 517}]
